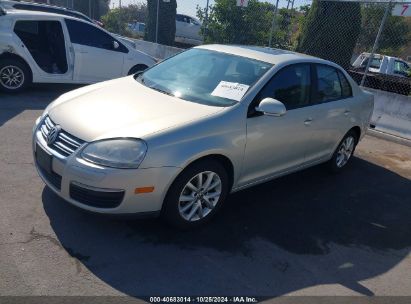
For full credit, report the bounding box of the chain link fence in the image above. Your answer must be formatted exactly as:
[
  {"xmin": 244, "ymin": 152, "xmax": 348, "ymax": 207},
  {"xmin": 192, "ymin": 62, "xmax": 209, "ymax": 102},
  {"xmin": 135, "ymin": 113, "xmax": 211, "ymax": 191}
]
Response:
[
  {"xmin": 34, "ymin": 0, "xmax": 411, "ymax": 95},
  {"xmin": 105, "ymin": 0, "xmax": 410, "ymax": 95},
  {"xmin": 194, "ymin": 0, "xmax": 411, "ymax": 95}
]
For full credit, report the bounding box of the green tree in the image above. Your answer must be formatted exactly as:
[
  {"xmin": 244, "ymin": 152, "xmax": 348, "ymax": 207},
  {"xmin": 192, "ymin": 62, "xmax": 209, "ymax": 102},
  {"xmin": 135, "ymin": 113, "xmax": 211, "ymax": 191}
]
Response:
[
  {"xmin": 101, "ymin": 4, "xmax": 147, "ymax": 35},
  {"xmin": 145, "ymin": 0, "xmax": 177, "ymax": 46},
  {"xmin": 47, "ymin": 0, "xmax": 109, "ymax": 20},
  {"xmin": 356, "ymin": 4, "xmax": 411, "ymax": 56},
  {"xmin": 296, "ymin": 0, "xmax": 361, "ymax": 68},
  {"xmin": 196, "ymin": 0, "xmax": 275, "ymax": 46}
]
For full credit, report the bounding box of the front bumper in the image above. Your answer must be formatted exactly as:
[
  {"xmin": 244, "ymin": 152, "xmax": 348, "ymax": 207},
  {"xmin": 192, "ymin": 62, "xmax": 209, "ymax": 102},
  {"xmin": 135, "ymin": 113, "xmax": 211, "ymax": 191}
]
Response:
[{"xmin": 32, "ymin": 118, "xmax": 181, "ymax": 215}]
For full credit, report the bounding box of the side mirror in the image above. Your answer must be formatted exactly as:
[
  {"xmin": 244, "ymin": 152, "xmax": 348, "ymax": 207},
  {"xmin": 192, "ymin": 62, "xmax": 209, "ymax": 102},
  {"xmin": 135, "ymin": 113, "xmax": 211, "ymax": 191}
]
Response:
[
  {"xmin": 113, "ymin": 41, "xmax": 120, "ymax": 49},
  {"xmin": 255, "ymin": 98, "xmax": 286, "ymax": 117}
]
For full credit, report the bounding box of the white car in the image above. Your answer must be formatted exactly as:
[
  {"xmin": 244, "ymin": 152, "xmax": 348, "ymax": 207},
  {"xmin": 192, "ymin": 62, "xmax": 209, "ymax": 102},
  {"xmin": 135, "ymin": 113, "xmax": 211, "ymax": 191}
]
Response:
[
  {"xmin": 127, "ymin": 14, "xmax": 203, "ymax": 46},
  {"xmin": 0, "ymin": 7, "xmax": 156, "ymax": 93},
  {"xmin": 175, "ymin": 14, "xmax": 203, "ymax": 46},
  {"xmin": 32, "ymin": 45, "xmax": 374, "ymax": 228}
]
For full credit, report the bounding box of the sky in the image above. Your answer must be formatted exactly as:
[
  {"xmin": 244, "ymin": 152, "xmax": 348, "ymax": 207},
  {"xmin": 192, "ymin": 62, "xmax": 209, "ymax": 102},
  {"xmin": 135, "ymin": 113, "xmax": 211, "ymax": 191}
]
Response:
[{"xmin": 110, "ymin": 0, "xmax": 306, "ymax": 17}]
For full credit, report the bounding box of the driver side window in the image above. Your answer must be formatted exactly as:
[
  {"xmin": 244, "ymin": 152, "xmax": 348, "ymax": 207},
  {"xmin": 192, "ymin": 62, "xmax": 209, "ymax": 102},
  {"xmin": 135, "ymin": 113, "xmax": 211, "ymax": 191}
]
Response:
[{"xmin": 394, "ymin": 60, "xmax": 409, "ymax": 76}]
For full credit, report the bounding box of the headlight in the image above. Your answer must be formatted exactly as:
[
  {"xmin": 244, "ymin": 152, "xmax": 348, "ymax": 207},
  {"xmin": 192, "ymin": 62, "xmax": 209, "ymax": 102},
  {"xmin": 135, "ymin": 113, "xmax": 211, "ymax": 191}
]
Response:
[{"xmin": 81, "ymin": 138, "xmax": 147, "ymax": 169}]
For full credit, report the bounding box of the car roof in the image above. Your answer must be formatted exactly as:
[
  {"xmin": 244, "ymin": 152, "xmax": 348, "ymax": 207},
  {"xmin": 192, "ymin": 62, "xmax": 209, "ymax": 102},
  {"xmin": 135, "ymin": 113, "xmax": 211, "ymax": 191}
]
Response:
[
  {"xmin": 197, "ymin": 44, "xmax": 331, "ymax": 66},
  {"xmin": 3, "ymin": 8, "xmax": 69, "ymax": 18},
  {"xmin": 2, "ymin": 6, "xmax": 95, "ymax": 24},
  {"xmin": 1, "ymin": 1, "xmax": 92, "ymax": 21},
  {"xmin": 1, "ymin": 0, "xmax": 82, "ymax": 14}
]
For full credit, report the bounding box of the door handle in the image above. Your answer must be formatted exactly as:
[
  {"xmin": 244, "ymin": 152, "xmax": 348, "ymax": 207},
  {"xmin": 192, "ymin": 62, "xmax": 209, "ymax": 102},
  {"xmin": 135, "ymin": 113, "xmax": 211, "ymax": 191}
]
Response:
[
  {"xmin": 344, "ymin": 110, "xmax": 351, "ymax": 116},
  {"xmin": 304, "ymin": 118, "xmax": 313, "ymax": 126},
  {"xmin": 79, "ymin": 51, "xmax": 88, "ymax": 54}
]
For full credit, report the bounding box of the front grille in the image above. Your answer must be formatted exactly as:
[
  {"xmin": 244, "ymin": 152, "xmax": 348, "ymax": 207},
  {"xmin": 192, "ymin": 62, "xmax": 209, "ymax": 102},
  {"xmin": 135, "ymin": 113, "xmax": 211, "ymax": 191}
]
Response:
[
  {"xmin": 69, "ymin": 183, "xmax": 125, "ymax": 209},
  {"xmin": 37, "ymin": 165, "xmax": 62, "ymax": 190},
  {"xmin": 40, "ymin": 116, "xmax": 85, "ymax": 157}
]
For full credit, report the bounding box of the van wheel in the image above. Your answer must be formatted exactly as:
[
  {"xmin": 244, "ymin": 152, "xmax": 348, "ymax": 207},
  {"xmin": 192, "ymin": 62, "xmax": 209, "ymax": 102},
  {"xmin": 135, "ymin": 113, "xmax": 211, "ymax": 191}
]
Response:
[
  {"xmin": 162, "ymin": 160, "xmax": 229, "ymax": 229},
  {"xmin": 128, "ymin": 64, "xmax": 148, "ymax": 75},
  {"xmin": 328, "ymin": 130, "xmax": 358, "ymax": 173},
  {"xmin": 0, "ymin": 59, "xmax": 31, "ymax": 93}
]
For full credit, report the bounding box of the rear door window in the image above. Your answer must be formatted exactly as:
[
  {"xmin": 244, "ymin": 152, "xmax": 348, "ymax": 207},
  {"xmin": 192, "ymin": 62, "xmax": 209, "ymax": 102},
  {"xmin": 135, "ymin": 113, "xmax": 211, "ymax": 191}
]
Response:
[
  {"xmin": 315, "ymin": 65, "xmax": 343, "ymax": 103},
  {"xmin": 337, "ymin": 70, "xmax": 352, "ymax": 98},
  {"xmin": 65, "ymin": 19, "xmax": 128, "ymax": 53},
  {"xmin": 14, "ymin": 20, "xmax": 68, "ymax": 74}
]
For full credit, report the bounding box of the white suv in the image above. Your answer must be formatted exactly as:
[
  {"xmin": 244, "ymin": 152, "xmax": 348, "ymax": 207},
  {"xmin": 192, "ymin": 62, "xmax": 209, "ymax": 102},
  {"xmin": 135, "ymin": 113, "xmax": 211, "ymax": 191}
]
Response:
[{"xmin": 0, "ymin": 7, "xmax": 156, "ymax": 93}]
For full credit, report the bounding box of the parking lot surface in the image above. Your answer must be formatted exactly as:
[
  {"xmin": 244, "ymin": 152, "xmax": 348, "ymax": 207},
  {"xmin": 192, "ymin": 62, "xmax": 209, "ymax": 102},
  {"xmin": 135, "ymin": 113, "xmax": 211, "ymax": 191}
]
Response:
[{"xmin": 1, "ymin": 85, "xmax": 411, "ymax": 298}]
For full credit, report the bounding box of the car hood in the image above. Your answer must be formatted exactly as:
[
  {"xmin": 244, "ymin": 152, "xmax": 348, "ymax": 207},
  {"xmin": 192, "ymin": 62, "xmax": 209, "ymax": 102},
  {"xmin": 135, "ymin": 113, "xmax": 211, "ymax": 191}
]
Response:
[{"xmin": 47, "ymin": 76, "xmax": 225, "ymax": 142}]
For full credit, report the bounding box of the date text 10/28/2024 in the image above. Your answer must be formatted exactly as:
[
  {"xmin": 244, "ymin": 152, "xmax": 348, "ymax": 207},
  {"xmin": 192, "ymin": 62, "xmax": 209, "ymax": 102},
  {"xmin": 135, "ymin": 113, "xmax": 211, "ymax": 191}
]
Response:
[{"xmin": 149, "ymin": 297, "xmax": 258, "ymax": 303}]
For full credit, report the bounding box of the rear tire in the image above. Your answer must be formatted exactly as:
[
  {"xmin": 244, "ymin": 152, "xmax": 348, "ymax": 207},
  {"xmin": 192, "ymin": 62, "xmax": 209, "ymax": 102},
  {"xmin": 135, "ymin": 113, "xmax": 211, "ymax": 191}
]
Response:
[
  {"xmin": 0, "ymin": 59, "xmax": 31, "ymax": 93},
  {"xmin": 328, "ymin": 130, "xmax": 358, "ymax": 173},
  {"xmin": 162, "ymin": 159, "xmax": 229, "ymax": 229}
]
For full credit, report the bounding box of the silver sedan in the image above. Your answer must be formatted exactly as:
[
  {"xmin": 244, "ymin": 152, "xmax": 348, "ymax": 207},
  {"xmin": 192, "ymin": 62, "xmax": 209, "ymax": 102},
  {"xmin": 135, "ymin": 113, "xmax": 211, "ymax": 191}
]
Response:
[{"xmin": 32, "ymin": 45, "xmax": 374, "ymax": 228}]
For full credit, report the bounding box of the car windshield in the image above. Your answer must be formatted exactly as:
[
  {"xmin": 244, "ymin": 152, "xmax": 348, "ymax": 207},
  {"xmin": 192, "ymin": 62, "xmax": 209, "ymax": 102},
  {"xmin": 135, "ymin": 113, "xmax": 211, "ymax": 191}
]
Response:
[{"xmin": 136, "ymin": 49, "xmax": 273, "ymax": 107}]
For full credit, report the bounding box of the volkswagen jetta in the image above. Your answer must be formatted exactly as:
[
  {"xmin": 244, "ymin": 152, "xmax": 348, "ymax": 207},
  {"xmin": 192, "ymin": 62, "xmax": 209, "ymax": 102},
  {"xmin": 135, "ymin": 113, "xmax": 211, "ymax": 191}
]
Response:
[{"xmin": 32, "ymin": 45, "xmax": 374, "ymax": 228}]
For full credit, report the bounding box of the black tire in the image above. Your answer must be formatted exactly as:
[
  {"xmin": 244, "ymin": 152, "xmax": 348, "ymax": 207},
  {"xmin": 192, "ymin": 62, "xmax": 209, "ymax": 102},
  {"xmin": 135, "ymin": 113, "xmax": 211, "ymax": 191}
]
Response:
[
  {"xmin": 128, "ymin": 64, "xmax": 148, "ymax": 75},
  {"xmin": 162, "ymin": 159, "xmax": 229, "ymax": 229},
  {"xmin": 0, "ymin": 58, "xmax": 31, "ymax": 93},
  {"xmin": 328, "ymin": 130, "xmax": 358, "ymax": 173}
]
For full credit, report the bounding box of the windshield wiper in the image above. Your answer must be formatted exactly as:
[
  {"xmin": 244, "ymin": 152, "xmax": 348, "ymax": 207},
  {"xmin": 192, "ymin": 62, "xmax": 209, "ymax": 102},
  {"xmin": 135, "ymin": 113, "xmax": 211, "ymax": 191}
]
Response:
[
  {"xmin": 135, "ymin": 74, "xmax": 174, "ymax": 97},
  {"xmin": 149, "ymin": 86, "xmax": 174, "ymax": 97}
]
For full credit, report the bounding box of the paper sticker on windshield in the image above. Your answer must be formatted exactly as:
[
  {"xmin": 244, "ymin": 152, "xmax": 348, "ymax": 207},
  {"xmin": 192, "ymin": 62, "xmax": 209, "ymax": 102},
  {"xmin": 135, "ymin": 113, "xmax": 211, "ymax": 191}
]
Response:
[{"xmin": 211, "ymin": 81, "xmax": 250, "ymax": 101}]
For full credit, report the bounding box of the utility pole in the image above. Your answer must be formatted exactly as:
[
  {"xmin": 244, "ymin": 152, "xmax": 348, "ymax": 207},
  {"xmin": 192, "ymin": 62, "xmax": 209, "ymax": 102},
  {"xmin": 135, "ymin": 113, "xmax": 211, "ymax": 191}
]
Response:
[
  {"xmin": 268, "ymin": 0, "xmax": 279, "ymax": 48},
  {"xmin": 204, "ymin": 0, "xmax": 210, "ymax": 40},
  {"xmin": 360, "ymin": 1, "xmax": 391, "ymax": 86},
  {"xmin": 155, "ymin": 0, "xmax": 160, "ymax": 43}
]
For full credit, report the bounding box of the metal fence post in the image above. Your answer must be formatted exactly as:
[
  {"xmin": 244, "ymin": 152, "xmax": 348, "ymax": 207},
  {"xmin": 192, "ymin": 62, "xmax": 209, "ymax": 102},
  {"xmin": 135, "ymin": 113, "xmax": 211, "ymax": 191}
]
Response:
[
  {"xmin": 269, "ymin": 0, "xmax": 279, "ymax": 48},
  {"xmin": 360, "ymin": 1, "xmax": 392, "ymax": 87}
]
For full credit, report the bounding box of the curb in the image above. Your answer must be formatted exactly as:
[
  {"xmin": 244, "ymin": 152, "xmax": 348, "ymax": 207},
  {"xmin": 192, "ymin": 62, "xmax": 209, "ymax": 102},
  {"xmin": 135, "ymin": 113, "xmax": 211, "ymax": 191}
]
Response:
[{"xmin": 367, "ymin": 128, "xmax": 411, "ymax": 147}]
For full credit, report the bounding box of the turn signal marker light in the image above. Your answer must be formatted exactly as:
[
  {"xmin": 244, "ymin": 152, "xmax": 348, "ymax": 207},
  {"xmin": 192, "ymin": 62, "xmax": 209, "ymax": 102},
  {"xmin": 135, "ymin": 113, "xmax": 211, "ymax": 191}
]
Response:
[{"xmin": 135, "ymin": 186, "xmax": 155, "ymax": 194}]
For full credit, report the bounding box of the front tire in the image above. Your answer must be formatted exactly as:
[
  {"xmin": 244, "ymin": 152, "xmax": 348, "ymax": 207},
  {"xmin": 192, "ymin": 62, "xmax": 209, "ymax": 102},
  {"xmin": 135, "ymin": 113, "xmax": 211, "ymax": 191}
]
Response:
[
  {"xmin": 162, "ymin": 160, "xmax": 229, "ymax": 229},
  {"xmin": 0, "ymin": 59, "xmax": 31, "ymax": 93},
  {"xmin": 328, "ymin": 130, "xmax": 358, "ymax": 173}
]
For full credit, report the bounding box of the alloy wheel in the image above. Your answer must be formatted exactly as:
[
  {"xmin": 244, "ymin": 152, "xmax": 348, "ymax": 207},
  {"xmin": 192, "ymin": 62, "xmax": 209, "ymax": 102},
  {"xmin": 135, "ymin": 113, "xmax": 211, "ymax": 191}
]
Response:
[
  {"xmin": 0, "ymin": 65, "xmax": 25, "ymax": 90},
  {"xmin": 336, "ymin": 136, "xmax": 355, "ymax": 168},
  {"xmin": 178, "ymin": 171, "xmax": 222, "ymax": 222}
]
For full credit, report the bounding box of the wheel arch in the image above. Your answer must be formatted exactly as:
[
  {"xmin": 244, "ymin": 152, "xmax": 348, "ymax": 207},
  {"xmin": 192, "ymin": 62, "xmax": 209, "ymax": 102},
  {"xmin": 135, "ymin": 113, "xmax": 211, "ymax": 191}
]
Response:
[
  {"xmin": 349, "ymin": 126, "xmax": 362, "ymax": 143},
  {"xmin": 127, "ymin": 64, "xmax": 149, "ymax": 75},
  {"xmin": 0, "ymin": 52, "xmax": 33, "ymax": 81},
  {"xmin": 171, "ymin": 153, "xmax": 235, "ymax": 193}
]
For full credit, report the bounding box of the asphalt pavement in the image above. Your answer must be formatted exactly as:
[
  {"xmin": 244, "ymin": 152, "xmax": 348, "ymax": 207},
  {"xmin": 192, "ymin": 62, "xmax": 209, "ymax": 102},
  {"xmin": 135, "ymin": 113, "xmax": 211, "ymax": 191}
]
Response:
[{"xmin": 0, "ymin": 84, "xmax": 411, "ymax": 300}]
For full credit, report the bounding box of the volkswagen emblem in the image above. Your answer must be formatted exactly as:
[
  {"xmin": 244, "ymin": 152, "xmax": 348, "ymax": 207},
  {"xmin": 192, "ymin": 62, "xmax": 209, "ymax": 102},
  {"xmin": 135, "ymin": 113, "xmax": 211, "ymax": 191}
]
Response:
[{"xmin": 47, "ymin": 125, "xmax": 61, "ymax": 145}]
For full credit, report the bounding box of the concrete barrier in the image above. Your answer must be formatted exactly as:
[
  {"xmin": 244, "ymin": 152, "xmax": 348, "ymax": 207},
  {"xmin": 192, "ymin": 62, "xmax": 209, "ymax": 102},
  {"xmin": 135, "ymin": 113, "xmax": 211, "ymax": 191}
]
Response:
[
  {"xmin": 365, "ymin": 88, "xmax": 411, "ymax": 140},
  {"xmin": 131, "ymin": 39, "xmax": 183, "ymax": 60}
]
